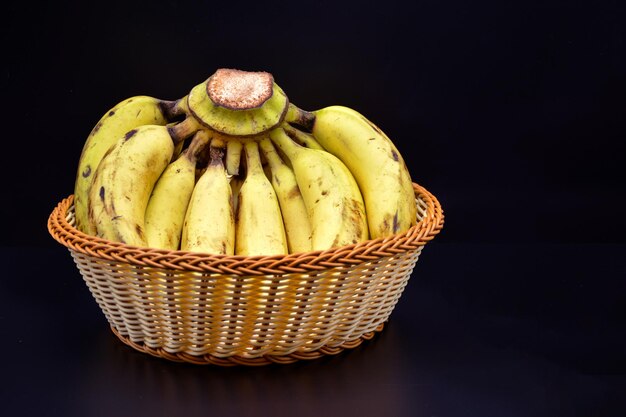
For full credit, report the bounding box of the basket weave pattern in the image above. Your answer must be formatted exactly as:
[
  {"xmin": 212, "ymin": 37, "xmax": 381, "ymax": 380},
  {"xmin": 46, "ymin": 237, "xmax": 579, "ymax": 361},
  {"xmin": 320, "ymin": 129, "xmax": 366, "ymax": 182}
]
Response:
[{"xmin": 48, "ymin": 183, "xmax": 443, "ymax": 365}]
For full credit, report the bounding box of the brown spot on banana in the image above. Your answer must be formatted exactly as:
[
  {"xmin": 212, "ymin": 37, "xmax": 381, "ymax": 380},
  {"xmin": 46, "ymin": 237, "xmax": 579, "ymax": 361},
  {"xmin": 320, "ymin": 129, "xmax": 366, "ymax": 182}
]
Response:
[
  {"xmin": 288, "ymin": 186, "xmax": 301, "ymax": 199},
  {"xmin": 124, "ymin": 129, "xmax": 137, "ymax": 141},
  {"xmin": 81, "ymin": 165, "xmax": 91, "ymax": 178},
  {"xmin": 108, "ymin": 110, "xmax": 115, "ymax": 117},
  {"xmin": 235, "ymin": 193, "xmax": 243, "ymax": 222},
  {"xmin": 99, "ymin": 186, "xmax": 105, "ymax": 201},
  {"xmin": 393, "ymin": 211, "xmax": 400, "ymax": 233},
  {"xmin": 360, "ymin": 115, "xmax": 384, "ymax": 136},
  {"xmin": 90, "ymin": 122, "xmax": 103, "ymax": 135},
  {"xmin": 391, "ymin": 150, "xmax": 399, "ymax": 162}
]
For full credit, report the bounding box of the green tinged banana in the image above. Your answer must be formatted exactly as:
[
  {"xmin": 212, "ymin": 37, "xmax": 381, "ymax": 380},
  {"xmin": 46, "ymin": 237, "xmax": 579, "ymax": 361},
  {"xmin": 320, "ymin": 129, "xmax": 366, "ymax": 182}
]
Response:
[
  {"xmin": 74, "ymin": 96, "xmax": 180, "ymax": 234},
  {"xmin": 310, "ymin": 105, "xmax": 417, "ymax": 238},
  {"xmin": 88, "ymin": 118, "xmax": 200, "ymax": 246},
  {"xmin": 188, "ymin": 69, "xmax": 289, "ymax": 136},
  {"xmin": 235, "ymin": 140, "xmax": 288, "ymax": 256},
  {"xmin": 269, "ymin": 127, "xmax": 368, "ymax": 251},
  {"xmin": 145, "ymin": 130, "xmax": 210, "ymax": 250},
  {"xmin": 259, "ymin": 137, "xmax": 312, "ymax": 253},
  {"xmin": 181, "ymin": 140, "xmax": 236, "ymax": 254}
]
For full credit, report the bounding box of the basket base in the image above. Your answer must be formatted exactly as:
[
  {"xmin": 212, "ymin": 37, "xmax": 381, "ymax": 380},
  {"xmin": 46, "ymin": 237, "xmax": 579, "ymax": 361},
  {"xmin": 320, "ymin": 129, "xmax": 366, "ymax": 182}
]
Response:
[{"xmin": 110, "ymin": 324, "xmax": 386, "ymax": 366}]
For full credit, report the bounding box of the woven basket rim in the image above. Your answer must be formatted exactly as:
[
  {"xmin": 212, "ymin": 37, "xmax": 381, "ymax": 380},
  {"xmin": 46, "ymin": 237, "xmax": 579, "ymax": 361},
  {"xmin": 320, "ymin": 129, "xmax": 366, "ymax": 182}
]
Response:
[{"xmin": 47, "ymin": 182, "xmax": 444, "ymax": 275}]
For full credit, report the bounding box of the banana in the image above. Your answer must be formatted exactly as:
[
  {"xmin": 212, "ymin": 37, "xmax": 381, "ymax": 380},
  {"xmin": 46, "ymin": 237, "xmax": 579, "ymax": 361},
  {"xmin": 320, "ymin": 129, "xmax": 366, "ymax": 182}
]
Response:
[
  {"xmin": 235, "ymin": 140, "xmax": 287, "ymax": 256},
  {"xmin": 282, "ymin": 123, "xmax": 325, "ymax": 151},
  {"xmin": 87, "ymin": 118, "xmax": 200, "ymax": 246},
  {"xmin": 188, "ymin": 69, "xmax": 290, "ymax": 136},
  {"xmin": 259, "ymin": 137, "xmax": 312, "ymax": 253},
  {"xmin": 309, "ymin": 105, "xmax": 417, "ymax": 238},
  {"xmin": 230, "ymin": 175, "xmax": 244, "ymax": 215},
  {"xmin": 74, "ymin": 95, "xmax": 183, "ymax": 235},
  {"xmin": 269, "ymin": 127, "xmax": 368, "ymax": 251},
  {"xmin": 225, "ymin": 137, "xmax": 243, "ymax": 176},
  {"xmin": 145, "ymin": 130, "xmax": 210, "ymax": 250},
  {"xmin": 181, "ymin": 140, "xmax": 235, "ymax": 254}
]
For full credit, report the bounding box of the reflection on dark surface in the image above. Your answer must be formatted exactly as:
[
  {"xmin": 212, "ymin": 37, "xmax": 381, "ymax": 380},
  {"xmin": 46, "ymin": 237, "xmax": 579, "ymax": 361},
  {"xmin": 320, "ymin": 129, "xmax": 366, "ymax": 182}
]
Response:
[
  {"xmin": 76, "ymin": 324, "xmax": 409, "ymax": 417},
  {"xmin": 3, "ymin": 244, "xmax": 625, "ymax": 417}
]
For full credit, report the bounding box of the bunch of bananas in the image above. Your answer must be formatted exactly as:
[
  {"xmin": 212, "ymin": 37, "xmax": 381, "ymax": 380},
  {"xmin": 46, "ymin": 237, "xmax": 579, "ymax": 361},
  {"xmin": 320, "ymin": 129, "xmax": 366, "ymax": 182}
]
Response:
[{"xmin": 74, "ymin": 68, "xmax": 417, "ymax": 255}]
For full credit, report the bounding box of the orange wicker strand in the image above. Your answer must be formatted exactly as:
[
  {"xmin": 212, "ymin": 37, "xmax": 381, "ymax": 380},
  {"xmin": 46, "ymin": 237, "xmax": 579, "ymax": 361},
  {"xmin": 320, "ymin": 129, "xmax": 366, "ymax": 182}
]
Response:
[{"xmin": 48, "ymin": 183, "xmax": 443, "ymax": 366}]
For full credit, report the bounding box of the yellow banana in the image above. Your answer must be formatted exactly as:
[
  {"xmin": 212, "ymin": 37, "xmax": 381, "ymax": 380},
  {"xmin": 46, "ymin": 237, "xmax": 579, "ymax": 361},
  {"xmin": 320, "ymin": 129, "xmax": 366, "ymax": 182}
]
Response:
[
  {"xmin": 88, "ymin": 118, "xmax": 200, "ymax": 246},
  {"xmin": 310, "ymin": 105, "xmax": 417, "ymax": 238},
  {"xmin": 225, "ymin": 138, "xmax": 243, "ymax": 176},
  {"xmin": 145, "ymin": 130, "xmax": 210, "ymax": 250},
  {"xmin": 235, "ymin": 140, "xmax": 287, "ymax": 256},
  {"xmin": 282, "ymin": 123, "xmax": 325, "ymax": 151},
  {"xmin": 181, "ymin": 140, "xmax": 235, "ymax": 254},
  {"xmin": 269, "ymin": 127, "xmax": 368, "ymax": 251},
  {"xmin": 259, "ymin": 137, "xmax": 312, "ymax": 253},
  {"xmin": 230, "ymin": 175, "xmax": 244, "ymax": 215},
  {"xmin": 74, "ymin": 95, "xmax": 183, "ymax": 235}
]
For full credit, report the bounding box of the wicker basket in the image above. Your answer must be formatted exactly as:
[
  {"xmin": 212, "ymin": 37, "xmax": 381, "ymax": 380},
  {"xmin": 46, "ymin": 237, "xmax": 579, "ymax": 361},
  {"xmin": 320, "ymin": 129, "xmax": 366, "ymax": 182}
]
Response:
[{"xmin": 48, "ymin": 183, "xmax": 443, "ymax": 366}]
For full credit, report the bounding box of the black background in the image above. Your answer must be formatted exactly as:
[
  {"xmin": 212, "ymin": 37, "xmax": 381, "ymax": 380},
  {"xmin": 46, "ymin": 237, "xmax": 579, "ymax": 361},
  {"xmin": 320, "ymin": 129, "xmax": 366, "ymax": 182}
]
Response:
[
  {"xmin": 2, "ymin": 0, "xmax": 625, "ymax": 245},
  {"xmin": 2, "ymin": 0, "xmax": 625, "ymax": 416}
]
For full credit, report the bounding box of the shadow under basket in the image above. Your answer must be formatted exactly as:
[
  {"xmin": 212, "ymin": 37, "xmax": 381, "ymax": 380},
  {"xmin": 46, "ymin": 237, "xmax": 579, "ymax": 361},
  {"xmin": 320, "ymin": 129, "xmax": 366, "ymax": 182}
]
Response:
[{"xmin": 48, "ymin": 183, "xmax": 444, "ymax": 366}]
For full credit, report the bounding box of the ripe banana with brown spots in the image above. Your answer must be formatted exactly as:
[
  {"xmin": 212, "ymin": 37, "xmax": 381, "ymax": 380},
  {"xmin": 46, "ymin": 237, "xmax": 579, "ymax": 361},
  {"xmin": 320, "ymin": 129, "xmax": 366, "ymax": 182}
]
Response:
[
  {"xmin": 145, "ymin": 130, "xmax": 210, "ymax": 250},
  {"xmin": 74, "ymin": 95, "xmax": 186, "ymax": 235},
  {"xmin": 259, "ymin": 137, "xmax": 312, "ymax": 253},
  {"xmin": 309, "ymin": 105, "xmax": 417, "ymax": 238},
  {"xmin": 235, "ymin": 140, "xmax": 287, "ymax": 256},
  {"xmin": 181, "ymin": 140, "xmax": 236, "ymax": 255},
  {"xmin": 270, "ymin": 127, "xmax": 368, "ymax": 251},
  {"xmin": 87, "ymin": 118, "xmax": 200, "ymax": 246}
]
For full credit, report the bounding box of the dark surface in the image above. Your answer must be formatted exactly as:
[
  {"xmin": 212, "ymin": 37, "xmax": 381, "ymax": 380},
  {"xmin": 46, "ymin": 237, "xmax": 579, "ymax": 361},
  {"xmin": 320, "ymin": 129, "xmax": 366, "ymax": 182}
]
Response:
[
  {"xmin": 2, "ymin": 0, "xmax": 626, "ymax": 415},
  {"xmin": 2, "ymin": 243, "xmax": 625, "ymax": 417}
]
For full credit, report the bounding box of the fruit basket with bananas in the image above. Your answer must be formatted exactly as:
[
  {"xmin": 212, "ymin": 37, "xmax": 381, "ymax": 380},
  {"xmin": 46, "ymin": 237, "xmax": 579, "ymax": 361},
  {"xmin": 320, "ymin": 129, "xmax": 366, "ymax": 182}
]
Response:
[{"xmin": 48, "ymin": 69, "xmax": 444, "ymax": 365}]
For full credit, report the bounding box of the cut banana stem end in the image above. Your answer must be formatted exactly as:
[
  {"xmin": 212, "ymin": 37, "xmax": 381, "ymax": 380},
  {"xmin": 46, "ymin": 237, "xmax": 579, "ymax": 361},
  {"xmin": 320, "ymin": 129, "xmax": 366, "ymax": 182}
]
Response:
[{"xmin": 187, "ymin": 68, "xmax": 289, "ymax": 137}]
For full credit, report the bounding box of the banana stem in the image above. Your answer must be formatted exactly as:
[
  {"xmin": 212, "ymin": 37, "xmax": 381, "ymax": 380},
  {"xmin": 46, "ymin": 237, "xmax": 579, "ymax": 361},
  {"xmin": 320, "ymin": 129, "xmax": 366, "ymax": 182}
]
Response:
[
  {"xmin": 282, "ymin": 123, "xmax": 325, "ymax": 150},
  {"xmin": 168, "ymin": 116, "xmax": 202, "ymax": 144},
  {"xmin": 284, "ymin": 103, "xmax": 315, "ymax": 131},
  {"xmin": 258, "ymin": 137, "xmax": 284, "ymax": 170},
  {"xmin": 225, "ymin": 138, "xmax": 243, "ymax": 176},
  {"xmin": 269, "ymin": 128, "xmax": 300, "ymax": 160},
  {"xmin": 185, "ymin": 130, "xmax": 211, "ymax": 162},
  {"xmin": 208, "ymin": 144, "xmax": 225, "ymax": 166},
  {"xmin": 243, "ymin": 140, "xmax": 264, "ymax": 176},
  {"xmin": 160, "ymin": 95, "xmax": 189, "ymax": 120}
]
